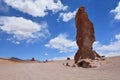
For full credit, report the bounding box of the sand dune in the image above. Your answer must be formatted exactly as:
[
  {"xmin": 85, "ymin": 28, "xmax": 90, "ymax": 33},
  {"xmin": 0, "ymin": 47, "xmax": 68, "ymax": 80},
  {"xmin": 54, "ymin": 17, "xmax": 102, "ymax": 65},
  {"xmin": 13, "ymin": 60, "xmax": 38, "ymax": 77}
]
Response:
[{"xmin": 0, "ymin": 56, "xmax": 120, "ymax": 80}]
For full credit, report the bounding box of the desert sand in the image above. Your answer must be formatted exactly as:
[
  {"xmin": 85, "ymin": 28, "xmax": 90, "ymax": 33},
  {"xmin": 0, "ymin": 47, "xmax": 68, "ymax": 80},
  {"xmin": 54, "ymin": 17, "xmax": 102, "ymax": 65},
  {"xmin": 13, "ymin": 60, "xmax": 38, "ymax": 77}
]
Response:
[{"xmin": 0, "ymin": 56, "xmax": 120, "ymax": 80}]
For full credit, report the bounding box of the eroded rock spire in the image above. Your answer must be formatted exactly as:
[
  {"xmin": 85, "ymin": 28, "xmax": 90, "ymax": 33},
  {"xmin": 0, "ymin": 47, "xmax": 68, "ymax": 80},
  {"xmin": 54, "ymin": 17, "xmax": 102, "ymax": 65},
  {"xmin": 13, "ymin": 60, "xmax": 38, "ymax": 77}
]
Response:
[{"xmin": 74, "ymin": 6, "xmax": 101, "ymax": 63}]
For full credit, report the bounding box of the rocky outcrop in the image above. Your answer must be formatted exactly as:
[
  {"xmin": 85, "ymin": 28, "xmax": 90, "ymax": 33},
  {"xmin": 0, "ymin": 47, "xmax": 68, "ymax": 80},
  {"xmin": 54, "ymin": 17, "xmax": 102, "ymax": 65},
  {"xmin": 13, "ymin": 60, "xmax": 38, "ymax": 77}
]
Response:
[
  {"xmin": 31, "ymin": 57, "xmax": 35, "ymax": 61},
  {"xmin": 74, "ymin": 6, "xmax": 101, "ymax": 63},
  {"xmin": 76, "ymin": 59, "xmax": 101, "ymax": 68}
]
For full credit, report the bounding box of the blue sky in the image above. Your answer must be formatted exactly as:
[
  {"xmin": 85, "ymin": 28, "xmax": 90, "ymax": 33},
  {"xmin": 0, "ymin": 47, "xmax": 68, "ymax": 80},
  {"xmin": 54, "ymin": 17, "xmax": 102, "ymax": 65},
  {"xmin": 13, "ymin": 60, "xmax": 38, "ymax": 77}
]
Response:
[{"xmin": 0, "ymin": 0, "xmax": 120, "ymax": 61}]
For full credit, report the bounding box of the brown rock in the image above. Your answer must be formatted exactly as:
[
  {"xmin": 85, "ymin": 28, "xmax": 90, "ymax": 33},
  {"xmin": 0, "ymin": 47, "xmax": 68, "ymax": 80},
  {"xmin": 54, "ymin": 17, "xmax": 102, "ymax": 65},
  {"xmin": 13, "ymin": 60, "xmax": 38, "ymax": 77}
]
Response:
[
  {"xmin": 31, "ymin": 57, "xmax": 35, "ymax": 61},
  {"xmin": 74, "ymin": 6, "xmax": 101, "ymax": 63},
  {"xmin": 77, "ymin": 59, "xmax": 101, "ymax": 68},
  {"xmin": 77, "ymin": 59, "xmax": 91, "ymax": 68},
  {"xmin": 67, "ymin": 57, "xmax": 70, "ymax": 60}
]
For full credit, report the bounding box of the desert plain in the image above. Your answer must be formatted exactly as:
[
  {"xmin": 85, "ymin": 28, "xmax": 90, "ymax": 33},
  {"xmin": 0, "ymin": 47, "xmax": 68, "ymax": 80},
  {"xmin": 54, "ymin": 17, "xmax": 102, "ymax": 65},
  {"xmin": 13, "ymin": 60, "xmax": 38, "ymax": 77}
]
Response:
[{"xmin": 0, "ymin": 56, "xmax": 120, "ymax": 80}]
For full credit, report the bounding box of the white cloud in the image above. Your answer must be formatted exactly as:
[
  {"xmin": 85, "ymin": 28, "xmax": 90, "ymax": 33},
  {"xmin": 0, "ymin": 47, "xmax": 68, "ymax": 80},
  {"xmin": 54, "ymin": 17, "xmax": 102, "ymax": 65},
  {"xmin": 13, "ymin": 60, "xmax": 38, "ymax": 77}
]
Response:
[
  {"xmin": 45, "ymin": 34, "xmax": 77, "ymax": 53},
  {"xmin": 4, "ymin": 0, "xmax": 68, "ymax": 17},
  {"xmin": 115, "ymin": 34, "xmax": 120, "ymax": 40},
  {"xmin": 45, "ymin": 53, "xmax": 48, "ymax": 56},
  {"xmin": 58, "ymin": 9, "xmax": 77, "ymax": 22},
  {"xmin": 110, "ymin": 2, "xmax": 120, "ymax": 20},
  {"xmin": 0, "ymin": 16, "xmax": 50, "ymax": 43},
  {"xmin": 6, "ymin": 38, "xmax": 20, "ymax": 44},
  {"xmin": 12, "ymin": 41, "xmax": 20, "ymax": 44},
  {"xmin": 93, "ymin": 34, "xmax": 120, "ymax": 57}
]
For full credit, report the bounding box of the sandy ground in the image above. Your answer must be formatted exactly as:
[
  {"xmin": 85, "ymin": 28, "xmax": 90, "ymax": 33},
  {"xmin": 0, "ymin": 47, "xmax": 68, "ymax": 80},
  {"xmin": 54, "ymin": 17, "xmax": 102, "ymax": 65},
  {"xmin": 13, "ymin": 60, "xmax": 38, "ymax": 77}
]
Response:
[{"xmin": 0, "ymin": 56, "xmax": 120, "ymax": 80}]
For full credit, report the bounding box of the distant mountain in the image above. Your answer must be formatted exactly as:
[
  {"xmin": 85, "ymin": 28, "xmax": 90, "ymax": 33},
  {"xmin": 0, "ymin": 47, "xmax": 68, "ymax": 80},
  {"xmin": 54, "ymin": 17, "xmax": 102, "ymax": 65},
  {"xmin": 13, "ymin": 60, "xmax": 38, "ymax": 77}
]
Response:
[
  {"xmin": 0, "ymin": 57, "xmax": 10, "ymax": 60},
  {"xmin": 0, "ymin": 57, "xmax": 41, "ymax": 63},
  {"xmin": 0, "ymin": 58, "xmax": 5, "ymax": 59},
  {"xmin": 10, "ymin": 57, "xmax": 24, "ymax": 62}
]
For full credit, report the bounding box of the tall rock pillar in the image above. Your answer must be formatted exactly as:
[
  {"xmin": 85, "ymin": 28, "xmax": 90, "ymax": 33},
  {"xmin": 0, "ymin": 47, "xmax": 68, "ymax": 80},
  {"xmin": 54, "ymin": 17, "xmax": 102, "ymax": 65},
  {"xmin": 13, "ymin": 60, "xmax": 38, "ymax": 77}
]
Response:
[{"xmin": 74, "ymin": 6, "xmax": 101, "ymax": 63}]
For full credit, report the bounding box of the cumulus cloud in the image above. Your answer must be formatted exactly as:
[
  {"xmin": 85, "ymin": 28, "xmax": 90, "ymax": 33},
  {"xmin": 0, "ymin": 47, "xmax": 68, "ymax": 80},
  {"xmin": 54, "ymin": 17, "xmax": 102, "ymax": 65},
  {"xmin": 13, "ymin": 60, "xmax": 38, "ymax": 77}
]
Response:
[
  {"xmin": 45, "ymin": 34, "xmax": 77, "ymax": 53},
  {"xmin": 58, "ymin": 9, "xmax": 77, "ymax": 22},
  {"xmin": 110, "ymin": 2, "xmax": 120, "ymax": 20},
  {"xmin": 0, "ymin": 16, "xmax": 50, "ymax": 43},
  {"xmin": 49, "ymin": 33, "xmax": 120, "ymax": 58},
  {"xmin": 93, "ymin": 34, "xmax": 120, "ymax": 57},
  {"xmin": 4, "ymin": 0, "xmax": 68, "ymax": 17}
]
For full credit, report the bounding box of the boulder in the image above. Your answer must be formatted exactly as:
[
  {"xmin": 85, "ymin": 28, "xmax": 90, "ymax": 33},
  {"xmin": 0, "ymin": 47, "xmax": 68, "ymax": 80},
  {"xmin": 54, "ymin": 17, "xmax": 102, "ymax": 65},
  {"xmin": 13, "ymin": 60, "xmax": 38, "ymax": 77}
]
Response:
[
  {"xmin": 77, "ymin": 59, "xmax": 91, "ymax": 68},
  {"xmin": 31, "ymin": 57, "xmax": 35, "ymax": 61},
  {"xmin": 77, "ymin": 59, "xmax": 100, "ymax": 68},
  {"xmin": 67, "ymin": 57, "xmax": 70, "ymax": 60}
]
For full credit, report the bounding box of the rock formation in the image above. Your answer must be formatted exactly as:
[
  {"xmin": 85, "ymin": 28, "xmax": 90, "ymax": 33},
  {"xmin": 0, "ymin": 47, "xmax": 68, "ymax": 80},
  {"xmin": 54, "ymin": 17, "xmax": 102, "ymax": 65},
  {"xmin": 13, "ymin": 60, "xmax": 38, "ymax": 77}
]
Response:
[
  {"xmin": 74, "ymin": 6, "xmax": 101, "ymax": 63},
  {"xmin": 76, "ymin": 59, "xmax": 101, "ymax": 68},
  {"xmin": 31, "ymin": 57, "xmax": 35, "ymax": 61}
]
